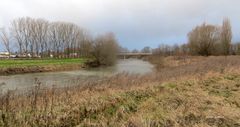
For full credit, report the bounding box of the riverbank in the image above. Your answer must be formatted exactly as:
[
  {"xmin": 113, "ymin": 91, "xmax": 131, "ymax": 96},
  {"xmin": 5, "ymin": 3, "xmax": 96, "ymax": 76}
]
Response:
[
  {"xmin": 0, "ymin": 56, "xmax": 240, "ymax": 126},
  {"xmin": 0, "ymin": 58, "xmax": 87, "ymax": 75},
  {"xmin": 0, "ymin": 59, "xmax": 154, "ymax": 93}
]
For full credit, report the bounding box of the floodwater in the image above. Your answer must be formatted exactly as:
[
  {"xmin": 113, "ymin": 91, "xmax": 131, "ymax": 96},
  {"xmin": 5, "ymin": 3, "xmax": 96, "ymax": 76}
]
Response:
[{"xmin": 0, "ymin": 59, "xmax": 154, "ymax": 93}]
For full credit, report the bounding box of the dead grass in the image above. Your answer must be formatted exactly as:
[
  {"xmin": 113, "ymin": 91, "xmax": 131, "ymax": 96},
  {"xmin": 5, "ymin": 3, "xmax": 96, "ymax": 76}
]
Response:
[{"xmin": 0, "ymin": 56, "xmax": 240, "ymax": 127}]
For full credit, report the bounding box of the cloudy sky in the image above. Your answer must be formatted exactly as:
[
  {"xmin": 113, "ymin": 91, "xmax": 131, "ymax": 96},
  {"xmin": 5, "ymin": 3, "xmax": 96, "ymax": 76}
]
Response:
[{"xmin": 0, "ymin": 0, "xmax": 240, "ymax": 50}]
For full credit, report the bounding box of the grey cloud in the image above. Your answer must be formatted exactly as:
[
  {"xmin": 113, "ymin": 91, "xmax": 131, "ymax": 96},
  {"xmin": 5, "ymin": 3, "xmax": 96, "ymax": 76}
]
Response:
[{"xmin": 1, "ymin": 0, "xmax": 240, "ymax": 50}]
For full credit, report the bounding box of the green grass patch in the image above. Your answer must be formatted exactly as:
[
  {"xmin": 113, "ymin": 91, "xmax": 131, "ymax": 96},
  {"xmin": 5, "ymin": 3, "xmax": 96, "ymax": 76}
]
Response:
[
  {"xmin": 208, "ymin": 89, "xmax": 232, "ymax": 98},
  {"xmin": 224, "ymin": 75, "xmax": 239, "ymax": 81},
  {"xmin": 0, "ymin": 58, "xmax": 87, "ymax": 68},
  {"xmin": 163, "ymin": 83, "xmax": 177, "ymax": 89}
]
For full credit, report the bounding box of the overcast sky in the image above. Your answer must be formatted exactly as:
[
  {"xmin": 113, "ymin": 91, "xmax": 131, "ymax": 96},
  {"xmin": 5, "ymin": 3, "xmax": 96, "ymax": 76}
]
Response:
[{"xmin": 1, "ymin": 0, "xmax": 240, "ymax": 50}]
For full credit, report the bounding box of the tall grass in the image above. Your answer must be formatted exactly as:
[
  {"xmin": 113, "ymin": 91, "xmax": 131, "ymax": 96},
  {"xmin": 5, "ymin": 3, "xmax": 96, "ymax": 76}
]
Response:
[{"xmin": 0, "ymin": 56, "xmax": 240, "ymax": 126}]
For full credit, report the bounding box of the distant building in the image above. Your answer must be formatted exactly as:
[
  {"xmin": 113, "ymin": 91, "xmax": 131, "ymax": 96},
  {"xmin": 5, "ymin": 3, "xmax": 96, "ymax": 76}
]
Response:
[
  {"xmin": 0, "ymin": 51, "xmax": 10, "ymax": 55},
  {"xmin": 0, "ymin": 51, "xmax": 10, "ymax": 58}
]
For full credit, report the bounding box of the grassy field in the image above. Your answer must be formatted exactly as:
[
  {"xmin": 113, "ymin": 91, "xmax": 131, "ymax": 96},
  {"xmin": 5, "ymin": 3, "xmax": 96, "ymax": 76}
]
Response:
[
  {"xmin": 0, "ymin": 56, "xmax": 240, "ymax": 126},
  {"xmin": 0, "ymin": 58, "xmax": 88, "ymax": 75},
  {"xmin": 0, "ymin": 58, "xmax": 87, "ymax": 68}
]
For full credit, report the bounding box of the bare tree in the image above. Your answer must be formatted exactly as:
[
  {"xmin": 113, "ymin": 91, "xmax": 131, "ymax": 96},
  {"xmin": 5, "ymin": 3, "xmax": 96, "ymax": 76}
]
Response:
[
  {"xmin": 180, "ymin": 44, "xmax": 189, "ymax": 55},
  {"xmin": 237, "ymin": 43, "xmax": 240, "ymax": 55},
  {"xmin": 22, "ymin": 17, "xmax": 32, "ymax": 55},
  {"xmin": 141, "ymin": 46, "xmax": 151, "ymax": 53},
  {"xmin": 9, "ymin": 17, "xmax": 118, "ymax": 60},
  {"xmin": 92, "ymin": 33, "xmax": 119, "ymax": 66},
  {"xmin": 0, "ymin": 28, "xmax": 11, "ymax": 57},
  {"xmin": 13, "ymin": 17, "xmax": 49, "ymax": 57},
  {"xmin": 220, "ymin": 18, "xmax": 232, "ymax": 55},
  {"xmin": 48, "ymin": 22, "xmax": 67, "ymax": 58},
  {"xmin": 152, "ymin": 44, "xmax": 173, "ymax": 56},
  {"xmin": 118, "ymin": 46, "xmax": 129, "ymax": 53},
  {"xmin": 78, "ymin": 32, "xmax": 93, "ymax": 57},
  {"xmin": 48, "ymin": 22, "xmax": 60, "ymax": 57},
  {"xmin": 11, "ymin": 18, "xmax": 25, "ymax": 55},
  {"xmin": 64, "ymin": 23, "xmax": 82, "ymax": 58},
  {"xmin": 188, "ymin": 23, "xmax": 219, "ymax": 56},
  {"xmin": 47, "ymin": 21, "xmax": 91, "ymax": 58},
  {"xmin": 132, "ymin": 49, "xmax": 139, "ymax": 53},
  {"xmin": 34, "ymin": 19, "xmax": 49, "ymax": 57}
]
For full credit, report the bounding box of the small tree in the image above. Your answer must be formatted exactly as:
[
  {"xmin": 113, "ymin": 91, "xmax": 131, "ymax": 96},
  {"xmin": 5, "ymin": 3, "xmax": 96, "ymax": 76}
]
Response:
[
  {"xmin": 220, "ymin": 18, "xmax": 232, "ymax": 55},
  {"xmin": 188, "ymin": 23, "xmax": 219, "ymax": 56},
  {"xmin": 234, "ymin": 43, "xmax": 240, "ymax": 55},
  {"xmin": 92, "ymin": 33, "xmax": 119, "ymax": 66}
]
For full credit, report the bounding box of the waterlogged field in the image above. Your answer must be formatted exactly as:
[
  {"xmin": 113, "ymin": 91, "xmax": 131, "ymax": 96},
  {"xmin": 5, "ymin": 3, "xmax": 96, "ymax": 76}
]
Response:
[{"xmin": 0, "ymin": 58, "xmax": 87, "ymax": 68}]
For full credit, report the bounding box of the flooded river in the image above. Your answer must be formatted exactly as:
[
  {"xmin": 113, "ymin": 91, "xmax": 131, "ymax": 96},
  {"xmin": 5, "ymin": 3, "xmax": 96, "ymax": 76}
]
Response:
[{"xmin": 0, "ymin": 59, "xmax": 154, "ymax": 93}]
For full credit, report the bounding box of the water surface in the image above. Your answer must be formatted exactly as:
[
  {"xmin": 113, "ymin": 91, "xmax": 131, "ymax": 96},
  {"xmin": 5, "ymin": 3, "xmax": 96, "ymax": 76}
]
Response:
[{"xmin": 0, "ymin": 59, "xmax": 154, "ymax": 93}]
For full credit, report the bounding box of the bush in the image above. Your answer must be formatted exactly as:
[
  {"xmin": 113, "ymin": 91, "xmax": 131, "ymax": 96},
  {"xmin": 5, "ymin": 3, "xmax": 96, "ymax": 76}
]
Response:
[
  {"xmin": 91, "ymin": 33, "xmax": 119, "ymax": 66},
  {"xmin": 188, "ymin": 18, "xmax": 232, "ymax": 56}
]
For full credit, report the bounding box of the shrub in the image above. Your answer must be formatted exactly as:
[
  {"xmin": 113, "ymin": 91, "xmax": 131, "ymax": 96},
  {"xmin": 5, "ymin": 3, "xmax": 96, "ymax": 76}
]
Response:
[{"xmin": 91, "ymin": 33, "xmax": 119, "ymax": 66}]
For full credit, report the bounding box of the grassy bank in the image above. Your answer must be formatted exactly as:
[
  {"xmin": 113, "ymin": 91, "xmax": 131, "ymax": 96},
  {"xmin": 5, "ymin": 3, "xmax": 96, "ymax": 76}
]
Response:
[
  {"xmin": 0, "ymin": 58, "xmax": 87, "ymax": 75},
  {"xmin": 0, "ymin": 56, "xmax": 240, "ymax": 126}
]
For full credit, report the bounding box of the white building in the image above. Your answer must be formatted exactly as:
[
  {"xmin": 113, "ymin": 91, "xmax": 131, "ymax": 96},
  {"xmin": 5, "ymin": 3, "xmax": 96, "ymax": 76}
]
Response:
[
  {"xmin": 0, "ymin": 51, "xmax": 10, "ymax": 55},
  {"xmin": 0, "ymin": 51, "xmax": 10, "ymax": 58}
]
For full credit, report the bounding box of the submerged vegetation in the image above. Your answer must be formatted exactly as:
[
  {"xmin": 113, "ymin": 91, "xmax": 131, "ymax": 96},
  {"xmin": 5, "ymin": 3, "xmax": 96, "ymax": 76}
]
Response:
[{"xmin": 0, "ymin": 56, "xmax": 240, "ymax": 126}]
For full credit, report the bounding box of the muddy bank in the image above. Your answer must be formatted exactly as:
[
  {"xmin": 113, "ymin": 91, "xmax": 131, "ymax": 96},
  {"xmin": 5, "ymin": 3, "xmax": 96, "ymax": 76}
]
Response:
[{"xmin": 0, "ymin": 64, "xmax": 86, "ymax": 75}]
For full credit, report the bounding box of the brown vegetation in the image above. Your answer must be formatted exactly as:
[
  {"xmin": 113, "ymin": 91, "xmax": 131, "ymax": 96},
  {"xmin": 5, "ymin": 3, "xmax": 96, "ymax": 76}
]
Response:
[
  {"xmin": 0, "ymin": 56, "xmax": 240, "ymax": 126},
  {"xmin": 91, "ymin": 33, "xmax": 119, "ymax": 66},
  {"xmin": 220, "ymin": 18, "xmax": 232, "ymax": 55},
  {"xmin": 188, "ymin": 23, "xmax": 219, "ymax": 56},
  {"xmin": 151, "ymin": 18, "xmax": 235, "ymax": 57},
  {"xmin": 188, "ymin": 18, "xmax": 232, "ymax": 56}
]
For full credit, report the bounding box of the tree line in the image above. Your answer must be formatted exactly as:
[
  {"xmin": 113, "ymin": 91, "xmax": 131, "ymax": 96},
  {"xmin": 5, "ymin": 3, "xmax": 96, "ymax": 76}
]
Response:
[
  {"xmin": 0, "ymin": 17, "xmax": 119, "ymax": 65},
  {"xmin": 143, "ymin": 18, "xmax": 238, "ymax": 56},
  {"xmin": 188, "ymin": 18, "xmax": 232, "ymax": 56},
  {"xmin": 1, "ymin": 17, "xmax": 239, "ymax": 61}
]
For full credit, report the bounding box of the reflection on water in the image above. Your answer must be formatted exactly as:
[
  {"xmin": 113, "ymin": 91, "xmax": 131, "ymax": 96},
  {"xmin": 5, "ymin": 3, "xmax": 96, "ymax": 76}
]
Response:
[{"xmin": 0, "ymin": 59, "xmax": 154, "ymax": 93}]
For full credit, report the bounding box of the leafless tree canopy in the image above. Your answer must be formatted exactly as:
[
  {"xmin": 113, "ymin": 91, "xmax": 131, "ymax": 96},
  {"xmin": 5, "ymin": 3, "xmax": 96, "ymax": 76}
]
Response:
[
  {"xmin": 141, "ymin": 46, "xmax": 151, "ymax": 53},
  {"xmin": 10, "ymin": 18, "xmax": 93, "ymax": 58},
  {"xmin": 91, "ymin": 33, "xmax": 119, "ymax": 66},
  {"xmin": 220, "ymin": 18, "xmax": 232, "ymax": 55},
  {"xmin": 2, "ymin": 17, "xmax": 118, "ymax": 62},
  {"xmin": 188, "ymin": 23, "xmax": 219, "ymax": 56},
  {"xmin": 1, "ymin": 17, "xmax": 238, "ymax": 60},
  {"xmin": 152, "ymin": 19, "xmax": 233, "ymax": 57},
  {"xmin": 0, "ymin": 17, "xmax": 120, "ymax": 65},
  {"xmin": 187, "ymin": 19, "xmax": 233, "ymax": 56},
  {"xmin": 0, "ymin": 28, "xmax": 11, "ymax": 57}
]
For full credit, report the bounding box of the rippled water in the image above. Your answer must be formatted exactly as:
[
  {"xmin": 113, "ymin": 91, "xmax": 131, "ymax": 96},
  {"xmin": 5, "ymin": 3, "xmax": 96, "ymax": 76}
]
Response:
[{"xmin": 0, "ymin": 59, "xmax": 154, "ymax": 93}]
